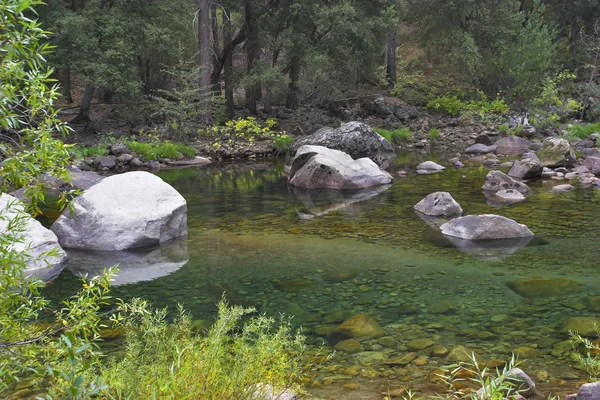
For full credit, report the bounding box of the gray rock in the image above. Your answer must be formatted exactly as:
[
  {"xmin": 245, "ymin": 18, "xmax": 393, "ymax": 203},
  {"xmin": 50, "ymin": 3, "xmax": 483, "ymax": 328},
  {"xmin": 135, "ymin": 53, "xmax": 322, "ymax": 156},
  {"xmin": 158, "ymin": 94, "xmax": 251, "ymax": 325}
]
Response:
[
  {"xmin": 166, "ymin": 157, "xmax": 211, "ymax": 167},
  {"xmin": 109, "ymin": 141, "xmax": 129, "ymax": 156},
  {"xmin": 130, "ymin": 157, "xmax": 144, "ymax": 168},
  {"xmin": 477, "ymin": 368, "xmax": 535, "ymax": 398},
  {"xmin": 9, "ymin": 168, "xmax": 104, "ymax": 200},
  {"xmin": 495, "ymin": 137, "xmax": 532, "ymax": 155},
  {"xmin": 482, "ymin": 170, "xmax": 529, "ymax": 194},
  {"xmin": 51, "ymin": 172, "xmax": 187, "ymax": 251},
  {"xmin": 288, "ymin": 146, "xmax": 393, "ymax": 190},
  {"xmin": 495, "ymin": 189, "xmax": 525, "ymax": 202},
  {"xmin": 251, "ymin": 383, "xmax": 298, "ymax": 400},
  {"xmin": 522, "ymin": 151, "xmax": 540, "ymax": 163},
  {"xmin": 440, "ymin": 214, "xmax": 534, "ymax": 240},
  {"xmin": 552, "ymin": 184, "xmax": 574, "ymax": 192},
  {"xmin": 465, "ymin": 143, "xmax": 497, "ymax": 154},
  {"xmin": 483, "ymin": 158, "xmax": 501, "ymax": 169},
  {"xmin": 576, "ymin": 381, "xmax": 600, "ymax": 400},
  {"xmin": 413, "ymin": 192, "xmax": 462, "ymax": 217},
  {"xmin": 583, "ymin": 156, "xmax": 600, "ymax": 175},
  {"xmin": 373, "ymin": 95, "xmax": 418, "ymax": 121},
  {"xmin": 475, "ymin": 134, "xmax": 493, "ymax": 146},
  {"xmin": 290, "ymin": 122, "xmax": 397, "ymax": 169},
  {"xmin": 508, "ymin": 158, "xmax": 543, "ymax": 179},
  {"xmin": 417, "ymin": 161, "xmax": 445, "ymax": 171},
  {"xmin": 116, "ymin": 153, "xmax": 134, "ymax": 164},
  {"xmin": 93, "ymin": 156, "xmax": 116, "ymax": 170},
  {"xmin": 538, "ymin": 137, "xmax": 577, "ymax": 168},
  {"xmin": 0, "ymin": 193, "xmax": 67, "ymax": 280},
  {"xmin": 66, "ymin": 239, "xmax": 188, "ymax": 286}
]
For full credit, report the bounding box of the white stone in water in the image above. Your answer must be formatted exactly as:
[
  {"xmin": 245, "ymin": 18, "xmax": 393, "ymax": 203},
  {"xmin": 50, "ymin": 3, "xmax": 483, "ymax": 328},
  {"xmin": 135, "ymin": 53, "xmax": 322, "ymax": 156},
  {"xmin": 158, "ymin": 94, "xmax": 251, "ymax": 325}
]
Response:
[{"xmin": 440, "ymin": 214, "xmax": 534, "ymax": 240}]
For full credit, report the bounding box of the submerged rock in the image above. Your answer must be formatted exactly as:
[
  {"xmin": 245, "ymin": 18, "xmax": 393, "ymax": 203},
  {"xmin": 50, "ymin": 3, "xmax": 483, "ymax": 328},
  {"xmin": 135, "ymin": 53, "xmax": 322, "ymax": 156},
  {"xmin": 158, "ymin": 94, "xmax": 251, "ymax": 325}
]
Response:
[
  {"xmin": 416, "ymin": 161, "xmax": 445, "ymax": 171},
  {"xmin": 51, "ymin": 172, "xmax": 187, "ymax": 251},
  {"xmin": 339, "ymin": 314, "xmax": 386, "ymax": 341},
  {"xmin": 443, "ymin": 236, "xmax": 533, "ymax": 260},
  {"xmin": 447, "ymin": 345, "xmax": 473, "ymax": 363},
  {"xmin": 552, "ymin": 184, "xmax": 574, "ymax": 192},
  {"xmin": 506, "ymin": 278, "xmax": 584, "ymax": 298},
  {"xmin": 508, "ymin": 158, "xmax": 543, "ymax": 179},
  {"xmin": 65, "ymin": 239, "xmax": 188, "ymax": 285},
  {"xmin": 290, "ymin": 121, "xmax": 397, "ymax": 169},
  {"xmin": 537, "ymin": 138, "xmax": 577, "ymax": 168},
  {"xmin": 440, "ymin": 215, "xmax": 534, "ymax": 240},
  {"xmin": 0, "ymin": 193, "xmax": 67, "ymax": 280},
  {"xmin": 560, "ymin": 317, "xmax": 600, "ymax": 336},
  {"xmin": 287, "ymin": 146, "xmax": 393, "ymax": 190},
  {"xmin": 413, "ymin": 192, "xmax": 463, "ymax": 217},
  {"xmin": 334, "ymin": 339, "xmax": 364, "ymax": 353},
  {"xmin": 482, "ymin": 170, "xmax": 529, "ymax": 194},
  {"xmin": 274, "ymin": 278, "xmax": 315, "ymax": 292}
]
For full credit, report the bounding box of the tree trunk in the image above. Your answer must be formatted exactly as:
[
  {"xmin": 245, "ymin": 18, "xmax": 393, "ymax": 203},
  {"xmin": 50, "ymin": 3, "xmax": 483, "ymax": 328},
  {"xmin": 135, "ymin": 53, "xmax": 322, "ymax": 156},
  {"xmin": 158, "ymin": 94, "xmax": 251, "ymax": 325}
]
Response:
[
  {"xmin": 570, "ymin": 16, "xmax": 580, "ymax": 64},
  {"xmin": 285, "ymin": 58, "xmax": 300, "ymax": 110},
  {"xmin": 245, "ymin": 0, "xmax": 260, "ymax": 114},
  {"xmin": 386, "ymin": 29, "xmax": 397, "ymax": 86},
  {"xmin": 210, "ymin": 3, "xmax": 221, "ymax": 94},
  {"xmin": 264, "ymin": 49, "xmax": 280, "ymax": 114},
  {"xmin": 197, "ymin": 0, "xmax": 213, "ymax": 125},
  {"xmin": 223, "ymin": 9, "xmax": 234, "ymax": 119},
  {"xmin": 61, "ymin": 66, "xmax": 73, "ymax": 103},
  {"xmin": 73, "ymin": 83, "xmax": 94, "ymax": 123}
]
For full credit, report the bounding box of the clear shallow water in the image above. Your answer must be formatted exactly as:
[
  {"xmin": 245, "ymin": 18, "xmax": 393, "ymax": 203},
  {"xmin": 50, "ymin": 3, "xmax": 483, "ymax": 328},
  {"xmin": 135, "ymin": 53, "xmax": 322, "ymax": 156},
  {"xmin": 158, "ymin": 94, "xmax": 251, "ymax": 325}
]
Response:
[{"xmin": 45, "ymin": 156, "xmax": 600, "ymax": 398}]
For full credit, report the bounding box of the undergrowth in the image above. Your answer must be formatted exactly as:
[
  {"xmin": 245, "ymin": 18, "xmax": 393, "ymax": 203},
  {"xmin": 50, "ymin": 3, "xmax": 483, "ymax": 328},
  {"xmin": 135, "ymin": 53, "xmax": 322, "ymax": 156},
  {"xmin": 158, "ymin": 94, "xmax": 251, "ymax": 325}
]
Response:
[
  {"xmin": 568, "ymin": 122, "xmax": 600, "ymax": 140},
  {"xmin": 99, "ymin": 298, "xmax": 310, "ymax": 400},
  {"xmin": 376, "ymin": 127, "xmax": 412, "ymax": 144},
  {"xmin": 124, "ymin": 141, "xmax": 196, "ymax": 161}
]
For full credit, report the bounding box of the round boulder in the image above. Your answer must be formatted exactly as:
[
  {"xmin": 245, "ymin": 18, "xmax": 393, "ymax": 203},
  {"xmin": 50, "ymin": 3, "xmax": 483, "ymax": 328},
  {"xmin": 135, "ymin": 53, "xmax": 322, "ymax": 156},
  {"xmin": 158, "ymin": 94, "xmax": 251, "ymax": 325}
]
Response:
[
  {"xmin": 440, "ymin": 214, "xmax": 534, "ymax": 240},
  {"xmin": 290, "ymin": 122, "xmax": 396, "ymax": 169},
  {"xmin": 51, "ymin": 172, "xmax": 187, "ymax": 251},
  {"xmin": 414, "ymin": 192, "xmax": 462, "ymax": 217},
  {"xmin": 508, "ymin": 158, "xmax": 543, "ymax": 179},
  {"xmin": 0, "ymin": 193, "xmax": 67, "ymax": 280},
  {"xmin": 537, "ymin": 138, "xmax": 577, "ymax": 168},
  {"xmin": 482, "ymin": 170, "xmax": 529, "ymax": 194}
]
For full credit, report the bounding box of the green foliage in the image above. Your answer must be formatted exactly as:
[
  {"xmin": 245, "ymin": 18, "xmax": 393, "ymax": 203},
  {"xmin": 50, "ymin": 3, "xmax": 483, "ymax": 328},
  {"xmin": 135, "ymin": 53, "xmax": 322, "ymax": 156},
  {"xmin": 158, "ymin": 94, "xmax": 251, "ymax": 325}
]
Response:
[
  {"xmin": 428, "ymin": 128, "xmax": 440, "ymax": 142},
  {"xmin": 498, "ymin": 124, "xmax": 510, "ymax": 134},
  {"xmin": 100, "ymin": 298, "xmax": 308, "ymax": 399},
  {"xmin": 124, "ymin": 140, "xmax": 196, "ymax": 161},
  {"xmin": 0, "ymin": 0, "xmax": 72, "ymax": 214},
  {"xmin": 426, "ymin": 95, "xmax": 508, "ymax": 118},
  {"xmin": 439, "ymin": 353, "xmax": 532, "ymax": 399},
  {"xmin": 567, "ymin": 123, "xmax": 600, "ymax": 140},
  {"xmin": 570, "ymin": 329, "xmax": 600, "ymax": 378},
  {"xmin": 69, "ymin": 144, "xmax": 109, "ymax": 159},
  {"xmin": 272, "ymin": 134, "xmax": 295, "ymax": 153},
  {"xmin": 375, "ymin": 127, "xmax": 412, "ymax": 144}
]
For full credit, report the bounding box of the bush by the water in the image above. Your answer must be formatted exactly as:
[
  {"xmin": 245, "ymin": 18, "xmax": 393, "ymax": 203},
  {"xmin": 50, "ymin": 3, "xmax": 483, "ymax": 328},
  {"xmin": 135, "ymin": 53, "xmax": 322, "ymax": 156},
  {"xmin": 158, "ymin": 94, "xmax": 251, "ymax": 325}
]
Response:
[
  {"xmin": 124, "ymin": 141, "xmax": 196, "ymax": 161},
  {"xmin": 99, "ymin": 299, "xmax": 308, "ymax": 399},
  {"xmin": 376, "ymin": 127, "xmax": 412, "ymax": 143}
]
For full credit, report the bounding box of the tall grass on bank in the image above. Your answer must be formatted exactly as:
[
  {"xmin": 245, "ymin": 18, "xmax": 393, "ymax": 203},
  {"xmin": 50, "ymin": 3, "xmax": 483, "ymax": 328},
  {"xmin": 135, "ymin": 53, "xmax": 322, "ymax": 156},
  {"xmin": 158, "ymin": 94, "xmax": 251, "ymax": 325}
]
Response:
[
  {"xmin": 100, "ymin": 299, "xmax": 308, "ymax": 400},
  {"xmin": 375, "ymin": 127, "xmax": 413, "ymax": 144}
]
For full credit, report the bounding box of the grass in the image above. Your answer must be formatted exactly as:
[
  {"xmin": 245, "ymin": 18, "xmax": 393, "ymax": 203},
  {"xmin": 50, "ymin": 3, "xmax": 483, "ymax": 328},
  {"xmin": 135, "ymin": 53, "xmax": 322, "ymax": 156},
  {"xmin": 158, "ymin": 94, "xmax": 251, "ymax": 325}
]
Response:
[
  {"xmin": 124, "ymin": 141, "xmax": 196, "ymax": 161},
  {"xmin": 375, "ymin": 127, "xmax": 412, "ymax": 144},
  {"xmin": 568, "ymin": 122, "xmax": 600, "ymax": 139},
  {"xmin": 428, "ymin": 128, "xmax": 440, "ymax": 142},
  {"xmin": 69, "ymin": 144, "xmax": 109, "ymax": 159},
  {"xmin": 98, "ymin": 299, "xmax": 310, "ymax": 400}
]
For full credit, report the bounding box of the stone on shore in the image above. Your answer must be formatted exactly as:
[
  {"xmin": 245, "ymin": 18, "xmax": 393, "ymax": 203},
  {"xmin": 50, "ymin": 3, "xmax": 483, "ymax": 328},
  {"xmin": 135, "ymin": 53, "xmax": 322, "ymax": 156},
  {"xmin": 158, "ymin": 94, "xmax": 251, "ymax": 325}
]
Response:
[
  {"xmin": 537, "ymin": 138, "xmax": 577, "ymax": 168},
  {"xmin": 51, "ymin": 171, "xmax": 187, "ymax": 251}
]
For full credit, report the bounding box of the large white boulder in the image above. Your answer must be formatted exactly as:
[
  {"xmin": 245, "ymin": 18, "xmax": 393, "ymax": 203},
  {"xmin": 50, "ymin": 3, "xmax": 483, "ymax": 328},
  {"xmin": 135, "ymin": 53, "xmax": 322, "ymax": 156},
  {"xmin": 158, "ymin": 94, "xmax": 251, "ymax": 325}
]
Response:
[
  {"xmin": 51, "ymin": 172, "xmax": 187, "ymax": 251},
  {"xmin": 288, "ymin": 146, "xmax": 393, "ymax": 190},
  {"xmin": 0, "ymin": 193, "xmax": 67, "ymax": 280},
  {"xmin": 440, "ymin": 214, "xmax": 534, "ymax": 240},
  {"xmin": 290, "ymin": 122, "xmax": 397, "ymax": 169}
]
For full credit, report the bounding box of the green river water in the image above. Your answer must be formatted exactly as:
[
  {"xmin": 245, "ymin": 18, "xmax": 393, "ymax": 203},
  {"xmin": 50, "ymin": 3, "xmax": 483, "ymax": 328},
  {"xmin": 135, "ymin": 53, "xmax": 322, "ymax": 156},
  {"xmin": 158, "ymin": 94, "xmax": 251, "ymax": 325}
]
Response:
[{"xmin": 44, "ymin": 154, "xmax": 600, "ymax": 399}]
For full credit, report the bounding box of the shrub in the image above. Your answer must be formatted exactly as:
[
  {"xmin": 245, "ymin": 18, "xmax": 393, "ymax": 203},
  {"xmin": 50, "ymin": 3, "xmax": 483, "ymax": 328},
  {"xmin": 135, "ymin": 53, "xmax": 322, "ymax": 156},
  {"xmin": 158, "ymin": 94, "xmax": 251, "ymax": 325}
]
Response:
[
  {"xmin": 100, "ymin": 298, "xmax": 309, "ymax": 399},
  {"xmin": 498, "ymin": 124, "xmax": 510, "ymax": 133},
  {"xmin": 69, "ymin": 144, "xmax": 109, "ymax": 159},
  {"xmin": 272, "ymin": 134, "xmax": 295, "ymax": 153},
  {"xmin": 124, "ymin": 141, "xmax": 196, "ymax": 161},
  {"xmin": 570, "ymin": 331, "xmax": 600, "ymax": 377},
  {"xmin": 375, "ymin": 128, "xmax": 412, "ymax": 144},
  {"xmin": 426, "ymin": 95, "xmax": 508, "ymax": 118},
  {"xmin": 568, "ymin": 122, "xmax": 600, "ymax": 140},
  {"xmin": 428, "ymin": 128, "xmax": 440, "ymax": 142}
]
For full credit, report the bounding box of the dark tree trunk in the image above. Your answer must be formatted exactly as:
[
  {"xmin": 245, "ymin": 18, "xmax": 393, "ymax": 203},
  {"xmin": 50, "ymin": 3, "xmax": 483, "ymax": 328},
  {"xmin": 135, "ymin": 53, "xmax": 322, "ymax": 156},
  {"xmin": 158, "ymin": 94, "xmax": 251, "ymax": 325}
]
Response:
[
  {"xmin": 386, "ymin": 29, "xmax": 397, "ymax": 86},
  {"xmin": 570, "ymin": 17, "xmax": 580, "ymax": 63},
  {"xmin": 245, "ymin": 0, "xmax": 261, "ymax": 114},
  {"xmin": 387, "ymin": 29, "xmax": 398, "ymax": 86},
  {"xmin": 285, "ymin": 58, "xmax": 300, "ymax": 110},
  {"xmin": 72, "ymin": 83, "xmax": 94, "ymax": 123},
  {"xmin": 210, "ymin": 3, "xmax": 221, "ymax": 94},
  {"xmin": 197, "ymin": 0, "xmax": 213, "ymax": 125},
  {"xmin": 61, "ymin": 66, "xmax": 73, "ymax": 103},
  {"xmin": 223, "ymin": 9, "xmax": 234, "ymax": 119}
]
